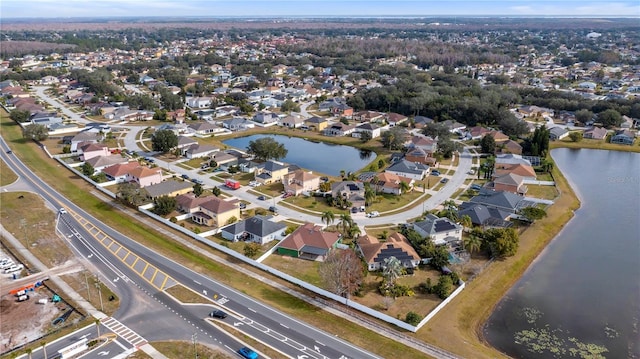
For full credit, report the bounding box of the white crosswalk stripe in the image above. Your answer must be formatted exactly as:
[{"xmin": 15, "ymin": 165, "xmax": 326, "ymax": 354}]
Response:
[{"xmin": 101, "ymin": 317, "xmax": 148, "ymax": 347}]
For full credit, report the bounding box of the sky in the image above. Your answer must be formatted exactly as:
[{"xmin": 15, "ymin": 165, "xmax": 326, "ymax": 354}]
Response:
[{"xmin": 1, "ymin": 0, "xmax": 639, "ymax": 18}]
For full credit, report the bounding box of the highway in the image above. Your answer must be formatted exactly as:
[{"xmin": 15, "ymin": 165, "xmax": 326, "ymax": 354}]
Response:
[{"xmin": 2, "ymin": 136, "xmax": 381, "ymax": 358}]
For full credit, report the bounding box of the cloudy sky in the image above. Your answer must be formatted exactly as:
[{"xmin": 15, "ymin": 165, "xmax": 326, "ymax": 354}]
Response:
[{"xmin": 1, "ymin": 0, "xmax": 639, "ymax": 18}]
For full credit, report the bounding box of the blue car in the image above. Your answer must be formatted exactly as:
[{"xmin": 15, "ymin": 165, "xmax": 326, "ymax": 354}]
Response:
[{"xmin": 238, "ymin": 347, "xmax": 258, "ymax": 359}]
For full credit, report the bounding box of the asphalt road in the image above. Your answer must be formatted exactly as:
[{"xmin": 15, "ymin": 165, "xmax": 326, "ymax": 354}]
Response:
[{"xmin": 2, "ymin": 135, "xmax": 381, "ymax": 358}]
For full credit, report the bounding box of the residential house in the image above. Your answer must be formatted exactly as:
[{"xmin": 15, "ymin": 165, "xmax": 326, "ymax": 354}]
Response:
[
  {"xmin": 253, "ymin": 111, "xmax": 280, "ymax": 125},
  {"xmin": 30, "ymin": 113, "xmax": 63, "ymax": 130},
  {"xmin": 495, "ymin": 154, "xmax": 532, "ymax": 167},
  {"xmin": 79, "ymin": 143, "xmax": 110, "ymax": 161},
  {"xmin": 84, "ymin": 155, "xmax": 129, "ymax": 173},
  {"xmin": 186, "ymin": 96, "xmax": 212, "ymax": 109},
  {"xmin": 406, "ymin": 135, "xmax": 437, "ymax": 155},
  {"xmin": 493, "ymin": 173, "xmax": 528, "ymax": 195},
  {"xmin": 469, "ymin": 189, "xmax": 535, "ymax": 213},
  {"xmin": 498, "ymin": 140, "xmax": 523, "ymax": 155},
  {"xmin": 222, "ymin": 117, "xmax": 255, "ymax": 131},
  {"xmin": 584, "ymin": 127, "xmax": 608, "ymax": 140},
  {"xmin": 318, "ymin": 98, "xmax": 353, "ymax": 118},
  {"xmin": 353, "ymin": 110, "xmax": 384, "ymax": 123},
  {"xmin": 371, "ymin": 172, "xmax": 414, "ymax": 195},
  {"xmin": 177, "ymin": 136, "xmax": 198, "ymax": 150},
  {"xmin": 102, "ymin": 162, "xmax": 141, "ymax": 183},
  {"xmin": 466, "ymin": 126, "xmax": 492, "ymax": 140},
  {"xmin": 457, "ymin": 203, "xmax": 513, "ymax": 228},
  {"xmin": 283, "ymin": 170, "xmax": 320, "ymax": 196},
  {"xmin": 125, "ymin": 166, "xmax": 163, "ymax": 188},
  {"xmin": 494, "ymin": 163, "xmax": 536, "ymax": 181},
  {"xmin": 412, "ymin": 116, "xmax": 434, "ymax": 129},
  {"xmin": 413, "ymin": 214, "xmax": 463, "ymax": 246},
  {"xmin": 441, "ymin": 120, "xmax": 466, "ymax": 134},
  {"xmin": 517, "ymin": 105, "xmax": 554, "ymax": 118},
  {"xmin": 281, "ymin": 115, "xmax": 305, "ymax": 128},
  {"xmin": 183, "ymin": 144, "xmax": 219, "ymax": 159},
  {"xmin": 352, "ymin": 123, "xmax": 381, "ymax": 139},
  {"xmin": 549, "ymin": 126, "xmax": 569, "ymax": 141},
  {"xmin": 276, "ymin": 223, "xmax": 341, "ymax": 261},
  {"xmin": 385, "ymin": 159, "xmax": 430, "ymax": 181},
  {"xmin": 70, "ymin": 132, "xmax": 101, "ymax": 152},
  {"xmin": 144, "ymin": 180, "xmax": 193, "ymax": 199},
  {"xmin": 176, "ymin": 193, "xmax": 212, "ymax": 213},
  {"xmin": 304, "ymin": 117, "xmax": 329, "ymax": 132},
  {"xmin": 610, "ymin": 130, "xmax": 635, "ymax": 145},
  {"xmin": 220, "ymin": 215, "xmax": 287, "ymax": 245},
  {"xmin": 188, "ymin": 122, "xmax": 219, "ymax": 136},
  {"xmin": 191, "ymin": 196, "xmax": 241, "ymax": 227},
  {"xmin": 356, "ymin": 232, "xmax": 421, "ymax": 271},
  {"xmin": 489, "ymin": 130, "xmax": 509, "ymax": 143},
  {"xmin": 211, "ymin": 151, "xmax": 239, "ymax": 169},
  {"xmin": 255, "ymin": 160, "xmax": 289, "ymax": 185},
  {"xmin": 386, "ymin": 113, "xmax": 408, "ymax": 127},
  {"xmin": 324, "ymin": 122, "xmax": 356, "ymax": 137},
  {"xmin": 331, "ymin": 181, "xmax": 366, "ymax": 208}
]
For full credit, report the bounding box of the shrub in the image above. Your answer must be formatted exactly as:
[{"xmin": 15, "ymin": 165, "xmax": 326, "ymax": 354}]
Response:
[{"xmin": 405, "ymin": 311, "xmax": 423, "ymax": 326}]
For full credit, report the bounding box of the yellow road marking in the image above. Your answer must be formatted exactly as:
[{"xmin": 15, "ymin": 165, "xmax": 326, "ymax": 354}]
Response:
[
  {"xmin": 142, "ymin": 262, "xmax": 149, "ymax": 274},
  {"xmin": 150, "ymin": 270, "xmax": 159, "ymax": 284},
  {"xmin": 131, "ymin": 257, "xmax": 139, "ymax": 268},
  {"xmin": 160, "ymin": 276, "xmax": 169, "ymax": 290}
]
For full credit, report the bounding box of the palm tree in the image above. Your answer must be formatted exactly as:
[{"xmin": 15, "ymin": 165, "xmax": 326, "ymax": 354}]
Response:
[
  {"xmin": 442, "ymin": 200, "xmax": 459, "ymax": 222},
  {"xmin": 382, "ymin": 256, "xmax": 403, "ymax": 287},
  {"xmin": 460, "ymin": 215, "xmax": 472, "ymax": 231},
  {"xmin": 339, "ymin": 213, "xmax": 353, "ymax": 237},
  {"xmin": 321, "ymin": 210, "xmax": 335, "ymax": 228},
  {"xmin": 398, "ymin": 181, "xmax": 411, "ymax": 195},
  {"xmin": 364, "ymin": 185, "xmax": 376, "ymax": 206},
  {"xmin": 463, "ymin": 233, "xmax": 483, "ymax": 255},
  {"xmin": 340, "ymin": 170, "xmax": 346, "ymax": 179},
  {"xmin": 349, "ymin": 226, "xmax": 361, "ymax": 240}
]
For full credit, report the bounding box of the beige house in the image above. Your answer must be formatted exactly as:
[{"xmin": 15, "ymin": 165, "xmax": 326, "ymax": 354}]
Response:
[
  {"xmin": 125, "ymin": 166, "xmax": 163, "ymax": 188},
  {"xmin": 357, "ymin": 233, "xmax": 421, "ymax": 271},
  {"xmin": 283, "ymin": 170, "xmax": 320, "ymax": 195},
  {"xmin": 255, "ymin": 160, "xmax": 289, "ymax": 185},
  {"xmin": 191, "ymin": 196, "xmax": 240, "ymax": 227}
]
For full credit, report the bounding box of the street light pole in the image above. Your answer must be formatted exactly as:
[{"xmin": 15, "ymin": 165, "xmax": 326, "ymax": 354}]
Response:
[
  {"xmin": 84, "ymin": 271, "xmax": 90, "ymax": 300},
  {"xmin": 95, "ymin": 275, "xmax": 104, "ymax": 312},
  {"xmin": 191, "ymin": 333, "xmax": 198, "ymax": 359}
]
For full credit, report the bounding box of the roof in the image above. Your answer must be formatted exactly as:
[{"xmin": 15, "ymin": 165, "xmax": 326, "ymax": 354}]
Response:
[
  {"xmin": 80, "ymin": 143, "xmax": 108, "ymax": 153},
  {"xmin": 176, "ymin": 193, "xmax": 211, "ymax": 210},
  {"xmin": 494, "ymin": 163, "xmax": 536, "ymax": 178},
  {"xmin": 185, "ymin": 144, "xmax": 219, "ymax": 155},
  {"xmin": 495, "ymin": 154, "xmax": 531, "ymax": 166},
  {"xmin": 278, "ymin": 223, "xmax": 340, "ymax": 252},
  {"xmin": 262, "ymin": 160, "xmax": 287, "ymax": 172},
  {"xmin": 221, "ymin": 215, "xmax": 286, "ymax": 237},
  {"xmin": 128, "ymin": 166, "xmax": 162, "ymax": 179},
  {"xmin": 178, "ymin": 136, "xmax": 198, "ymax": 146},
  {"xmin": 357, "ymin": 233, "xmax": 420, "ymax": 265},
  {"xmin": 413, "ymin": 214, "xmax": 462, "ymax": 236},
  {"xmin": 304, "ymin": 116, "xmax": 328, "ymax": 124},
  {"xmin": 72, "ymin": 132, "xmax": 100, "ymax": 142},
  {"xmin": 386, "ymin": 160, "xmax": 429, "ymax": 175},
  {"xmin": 549, "ymin": 126, "xmax": 568, "ymax": 137},
  {"xmin": 458, "ymin": 203, "xmax": 512, "ymax": 227},
  {"xmin": 85, "ymin": 155, "xmax": 128, "ymax": 168},
  {"xmin": 200, "ymin": 197, "xmax": 238, "ymax": 214},
  {"xmin": 372, "ymin": 172, "xmax": 412, "ymax": 190},
  {"xmin": 102, "ymin": 161, "xmax": 140, "ymax": 177},
  {"xmin": 144, "ymin": 180, "xmax": 193, "ymax": 198},
  {"xmin": 469, "ymin": 189, "xmax": 532, "ymax": 211}
]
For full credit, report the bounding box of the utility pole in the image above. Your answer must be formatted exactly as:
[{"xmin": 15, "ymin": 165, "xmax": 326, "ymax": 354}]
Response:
[
  {"xmin": 95, "ymin": 275, "xmax": 104, "ymax": 312},
  {"xmin": 84, "ymin": 271, "xmax": 90, "ymax": 300},
  {"xmin": 191, "ymin": 332, "xmax": 198, "ymax": 359}
]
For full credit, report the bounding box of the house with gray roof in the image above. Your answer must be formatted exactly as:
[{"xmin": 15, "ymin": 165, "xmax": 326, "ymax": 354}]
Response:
[
  {"xmin": 183, "ymin": 144, "xmax": 219, "ymax": 159},
  {"xmin": 222, "ymin": 117, "xmax": 255, "ymax": 131},
  {"xmin": 144, "ymin": 180, "xmax": 193, "ymax": 199},
  {"xmin": 385, "ymin": 159, "xmax": 430, "ymax": 180},
  {"xmin": 495, "ymin": 154, "xmax": 531, "ymax": 167},
  {"xmin": 469, "ymin": 189, "xmax": 535, "ymax": 213},
  {"xmin": 457, "ymin": 203, "xmax": 513, "ymax": 228},
  {"xmin": 412, "ymin": 214, "xmax": 463, "ymax": 246},
  {"xmin": 220, "ymin": 215, "xmax": 287, "ymax": 245},
  {"xmin": 549, "ymin": 126, "xmax": 569, "ymax": 141},
  {"xmin": 610, "ymin": 130, "xmax": 635, "ymax": 145}
]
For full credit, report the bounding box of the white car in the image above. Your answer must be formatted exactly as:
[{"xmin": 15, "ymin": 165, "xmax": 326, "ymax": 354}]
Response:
[
  {"xmin": 59, "ymin": 207, "xmax": 67, "ymax": 214},
  {"xmin": 367, "ymin": 211, "xmax": 380, "ymax": 218}
]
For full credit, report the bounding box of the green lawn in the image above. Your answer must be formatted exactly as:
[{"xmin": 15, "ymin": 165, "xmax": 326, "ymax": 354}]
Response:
[
  {"xmin": 0, "ymin": 158, "xmax": 18, "ymax": 185},
  {"xmin": 263, "ymin": 254, "xmax": 323, "ymax": 287},
  {"xmin": 525, "ymin": 184, "xmax": 559, "ymax": 200}
]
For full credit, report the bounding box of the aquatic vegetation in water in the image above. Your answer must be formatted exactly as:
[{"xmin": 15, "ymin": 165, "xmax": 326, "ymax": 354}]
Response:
[
  {"xmin": 521, "ymin": 307, "xmax": 543, "ymax": 324},
  {"xmin": 514, "ymin": 326, "xmax": 609, "ymax": 358},
  {"xmin": 603, "ymin": 324, "xmax": 619, "ymax": 339}
]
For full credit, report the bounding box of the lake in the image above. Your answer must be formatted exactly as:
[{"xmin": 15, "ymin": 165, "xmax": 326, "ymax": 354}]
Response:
[
  {"xmin": 484, "ymin": 148, "xmax": 640, "ymax": 358},
  {"xmin": 222, "ymin": 134, "xmax": 373, "ymax": 176}
]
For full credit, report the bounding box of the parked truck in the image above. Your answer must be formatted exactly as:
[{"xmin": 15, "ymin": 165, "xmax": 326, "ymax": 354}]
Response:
[
  {"xmin": 17, "ymin": 294, "xmax": 30, "ymax": 302},
  {"xmin": 225, "ymin": 179, "xmax": 241, "ymax": 190}
]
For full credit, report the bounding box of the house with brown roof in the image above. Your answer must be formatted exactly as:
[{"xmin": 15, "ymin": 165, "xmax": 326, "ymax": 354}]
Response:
[
  {"xmin": 283, "ymin": 170, "xmax": 320, "ymax": 196},
  {"xmin": 371, "ymin": 172, "xmax": 414, "ymax": 195},
  {"xmin": 489, "ymin": 130, "xmax": 509, "ymax": 142},
  {"xmin": 176, "ymin": 193, "xmax": 212, "ymax": 213},
  {"xmin": 85, "ymin": 155, "xmax": 129, "ymax": 172},
  {"xmin": 466, "ymin": 126, "xmax": 492, "ymax": 140},
  {"xmin": 102, "ymin": 161, "xmax": 140, "ymax": 183},
  {"xmin": 276, "ymin": 223, "xmax": 341, "ymax": 261},
  {"xmin": 386, "ymin": 113, "xmax": 409, "ymax": 127},
  {"xmin": 190, "ymin": 196, "xmax": 240, "ymax": 227},
  {"xmin": 324, "ymin": 122, "xmax": 356, "ymax": 137},
  {"xmin": 353, "ymin": 110, "xmax": 384, "ymax": 123},
  {"xmin": 584, "ymin": 127, "xmax": 608, "ymax": 140},
  {"xmin": 494, "ymin": 163, "xmax": 536, "ymax": 181},
  {"xmin": 79, "ymin": 143, "xmax": 110, "ymax": 161},
  {"xmin": 493, "ymin": 173, "xmax": 528, "ymax": 195},
  {"xmin": 125, "ymin": 166, "xmax": 163, "ymax": 188},
  {"xmin": 356, "ymin": 232, "xmax": 421, "ymax": 271},
  {"xmin": 497, "ymin": 140, "xmax": 523, "ymax": 155}
]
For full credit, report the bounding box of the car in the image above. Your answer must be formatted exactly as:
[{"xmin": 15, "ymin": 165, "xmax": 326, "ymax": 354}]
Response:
[
  {"xmin": 471, "ymin": 184, "xmax": 482, "ymax": 191},
  {"xmin": 367, "ymin": 211, "xmax": 380, "ymax": 218},
  {"xmin": 238, "ymin": 347, "xmax": 258, "ymax": 359},
  {"xmin": 239, "ymin": 203, "xmax": 247, "ymax": 209},
  {"xmin": 440, "ymin": 178, "xmax": 449, "ymax": 183},
  {"xmin": 59, "ymin": 207, "xmax": 67, "ymax": 214},
  {"xmin": 192, "ymin": 178, "xmax": 203, "ymax": 184},
  {"xmin": 268, "ymin": 206, "xmax": 278, "ymax": 213},
  {"xmin": 145, "ymin": 157, "xmax": 155, "ymax": 163},
  {"xmin": 257, "ymin": 195, "xmax": 266, "ymax": 200},
  {"xmin": 181, "ymin": 174, "xmax": 189, "ymax": 180},
  {"xmin": 360, "ymin": 206, "xmax": 366, "ymax": 212},
  {"xmin": 6, "ymin": 150, "xmax": 12, "ymax": 154},
  {"xmin": 351, "ymin": 207, "xmax": 359, "ymax": 213},
  {"xmin": 209, "ymin": 310, "xmax": 228, "ymax": 319},
  {"xmin": 467, "ymin": 169, "xmax": 475, "ymax": 175},
  {"xmin": 431, "ymin": 170, "xmax": 441, "ymax": 176}
]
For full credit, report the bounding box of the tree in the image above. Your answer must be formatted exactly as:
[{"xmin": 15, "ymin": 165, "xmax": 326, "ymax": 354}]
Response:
[
  {"xmin": 22, "ymin": 124, "xmax": 49, "ymax": 141},
  {"xmin": 193, "ymin": 183, "xmax": 204, "ymax": 197},
  {"xmin": 480, "ymin": 134, "xmax": 496, "ymax": 154},
  {"xmin": 364, "ymin": 185, "xmax": 376, "ymax": 206},
  {"xmin": 382, "ymin": 256, "xmax": 403, "ymax": 287},
  {"xmin": 246, "ymin": 137, "xmax": 288, "ymax": 161},
  {"xmin": 380, "ymin": 126, "xmax": 405, "ymax": 150},
  {"xmin": 151, "ymin": 129, "xmax": 178, "ymax": 153},
  {"xmin": 440, "ymin": 200, "xmax": 459, "ymax": 222},
  {"xmin": 426, "ymin": 245, "xmax": 450, "ymax": 270},
  {"xmin": 404, "ymin": 311, "xmax": 423, "ymax": 326},
  {"xmin": 280, "ymin": 99, "xmax": 300, "ymax": 113},
  {"xmin": 575, "ymin": 109, "xmax": 594, "ymax": 124},
  {"xmin": 484, "ymin": 227, "xmax": 519, "ymax": 258},
  {"xmin": 460, "ymin": 215, "xmax": 472, "ymax": 231},
  {"xmin": 437, "ymin": 137, "xmax": 458, "ymax": 159},
  {"xmin": 463, "ymin": 233, "xmax": 483, "ymax": 255},
  {"xmin": 520, "ymin": 207, "xmax": 547, "ymax": 222},
  {"xmin": 597, "ymin": 109, "xmax": 623, "ymax": 128},
  {"xmin": 211, "ymin": 186, "xmax": 221, "ymax": 196},
  {"xmin": 81, "ymin": 162, "xmax": 95, "ymax": 176},
  {"xmin": 433, "ymin": 275, "xmax": 453, "ymax": 299},
  {"xmin": 9, "ymin": 109, "xmax": 30, "ymax": 123},
  {"xmin": 318, "ymin": 249, "xmax": 364, "ymax": 298},
  {"xmin": 153, "ymin": 196, "xmax": 177, "ymax": 216},
  {"xmin": 568, "ymin": 131, "xmax": 583, "ymax": 142},
  {"xmin": 359, "ymin": 131, "xmax": 372, "ymax": 143},
  {"xmin": 321, "ymin": 210, "xmax": 335, "ymax": 228},
  {"xmin": 399, "ymin": 181, "xmax": 411, "ymax": 195},
  {"xmin": 338, "ymin": 213, "xmax": 354, "ymax": 238},
  {"xmin": 243, "ymin": 242, "xmax": 262, "ymax": 258},
  {"xmin": 227, "ymin": 216, "xmax": 238, "ymax": 225}
]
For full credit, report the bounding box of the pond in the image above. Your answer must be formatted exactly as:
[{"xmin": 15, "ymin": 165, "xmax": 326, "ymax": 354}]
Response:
[
  {"xmin": 483, "ymin": 148, "xmax": 640, "ymax": 358},
  {"xmin": 223, "ymin": 134, "xmax": 373, "ymax": 176}
]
